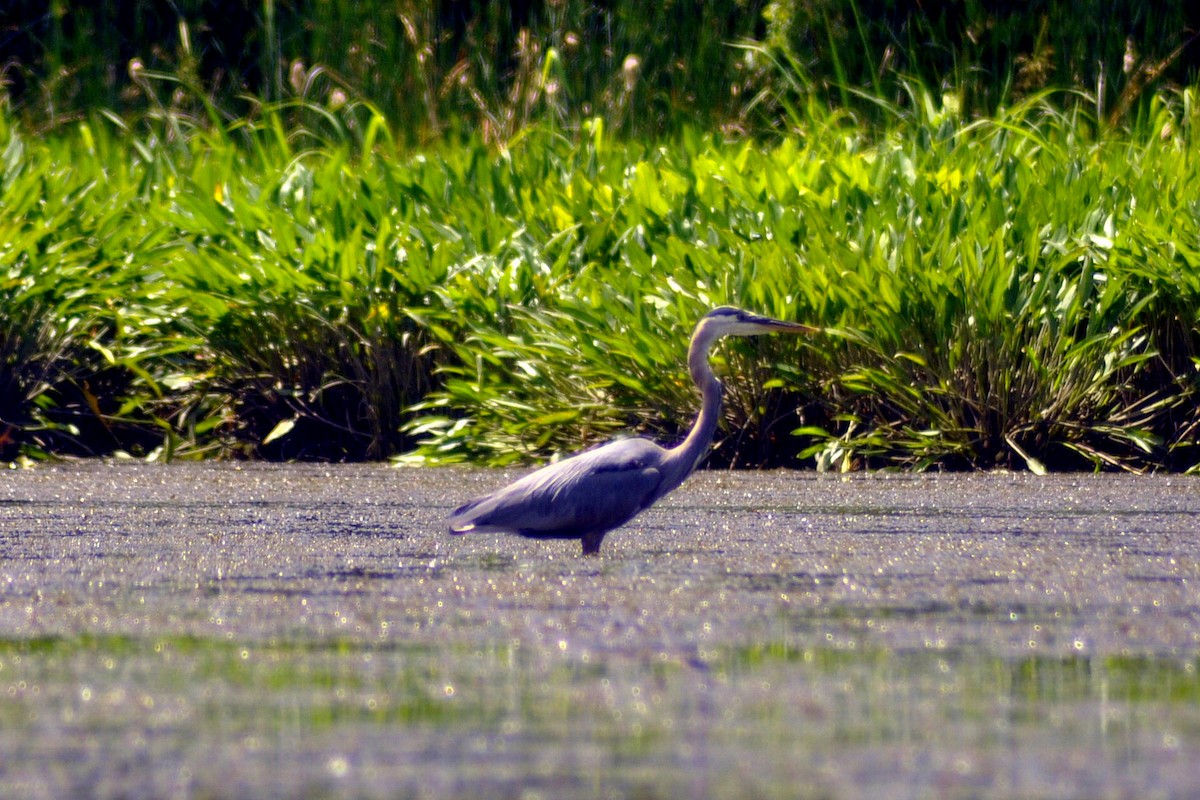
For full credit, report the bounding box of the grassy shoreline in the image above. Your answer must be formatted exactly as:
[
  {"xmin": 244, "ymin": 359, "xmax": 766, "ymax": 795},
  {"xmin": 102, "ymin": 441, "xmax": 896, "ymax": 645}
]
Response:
[{"xmin": 3, "ymin": 86, "xmax": 1199, "ymax": 470}]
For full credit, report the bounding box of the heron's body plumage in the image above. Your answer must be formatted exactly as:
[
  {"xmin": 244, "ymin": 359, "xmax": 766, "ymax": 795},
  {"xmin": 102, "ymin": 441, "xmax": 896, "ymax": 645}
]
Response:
[{"xmin": 449, "ymin": 438, "xmax": 669, "ymax": 552}]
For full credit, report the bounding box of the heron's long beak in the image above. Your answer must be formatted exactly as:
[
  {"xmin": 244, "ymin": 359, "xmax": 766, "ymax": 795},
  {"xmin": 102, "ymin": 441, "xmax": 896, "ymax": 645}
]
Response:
[{"xmin": 745, "ymin": 314, "xmax": 821, "ymax": 335}]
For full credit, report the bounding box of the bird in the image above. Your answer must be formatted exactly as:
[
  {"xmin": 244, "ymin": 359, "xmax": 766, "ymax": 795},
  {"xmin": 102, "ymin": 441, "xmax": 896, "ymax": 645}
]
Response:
[{"xmin": 447, "ymin": 306, "xmax": 819, "ymax": 555}]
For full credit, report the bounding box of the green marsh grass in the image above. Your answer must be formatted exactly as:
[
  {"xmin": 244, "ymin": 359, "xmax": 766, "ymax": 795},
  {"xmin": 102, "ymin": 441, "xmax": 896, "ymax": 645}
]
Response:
[
  {"xmin": 409, "ymin": 91, "xmax": 1200, "ymax": 471},
  {"xmin": 2, "ymin": 82, "xmax": 1199, "ymax": 469}
]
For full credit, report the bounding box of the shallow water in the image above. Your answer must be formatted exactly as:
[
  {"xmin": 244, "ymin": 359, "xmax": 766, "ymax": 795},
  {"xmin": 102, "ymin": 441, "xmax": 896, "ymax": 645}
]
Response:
[{"xmin": 1, "ymin": 463, "xmax": 1198, "ymax": 798}]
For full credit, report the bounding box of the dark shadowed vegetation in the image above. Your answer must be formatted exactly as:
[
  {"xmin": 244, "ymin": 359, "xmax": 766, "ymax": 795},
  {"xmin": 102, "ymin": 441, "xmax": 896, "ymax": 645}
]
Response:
[{"xmin": 6, "ymin": 1, "xmax": 1200, "ymax": 135}]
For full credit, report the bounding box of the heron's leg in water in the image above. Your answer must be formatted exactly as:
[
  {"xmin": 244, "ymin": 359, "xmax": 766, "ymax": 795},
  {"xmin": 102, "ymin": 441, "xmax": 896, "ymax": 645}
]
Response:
[{"xmin": 581, "ymin": 531, "xmax": 606, "ymax": 556}]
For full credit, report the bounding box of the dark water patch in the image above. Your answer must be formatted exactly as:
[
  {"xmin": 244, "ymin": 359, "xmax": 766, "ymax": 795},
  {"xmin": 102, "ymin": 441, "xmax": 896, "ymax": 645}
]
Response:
[{"xmin": 1126, "ymin": 574, "xmax": 1190, "ymax": 584}]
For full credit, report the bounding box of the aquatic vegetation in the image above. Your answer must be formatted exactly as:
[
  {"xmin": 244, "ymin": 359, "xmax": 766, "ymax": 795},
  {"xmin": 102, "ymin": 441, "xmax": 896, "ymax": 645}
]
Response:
[{"xmin": 1, "ymin": 82, "xmax": 1199, "ymax": 469}]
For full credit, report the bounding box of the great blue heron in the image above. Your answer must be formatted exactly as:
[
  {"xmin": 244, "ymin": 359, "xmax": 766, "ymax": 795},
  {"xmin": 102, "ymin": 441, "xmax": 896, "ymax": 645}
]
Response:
[{"xmin": 447, "ymin": 306, "xmax": 819, "ymax": 554}]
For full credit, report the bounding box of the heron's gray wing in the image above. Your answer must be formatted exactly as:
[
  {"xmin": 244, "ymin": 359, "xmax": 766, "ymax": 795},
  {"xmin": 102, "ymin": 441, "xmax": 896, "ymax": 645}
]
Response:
[{"xmin": 448, "ymin": 438, "xmax": 666, "ymax": 536}]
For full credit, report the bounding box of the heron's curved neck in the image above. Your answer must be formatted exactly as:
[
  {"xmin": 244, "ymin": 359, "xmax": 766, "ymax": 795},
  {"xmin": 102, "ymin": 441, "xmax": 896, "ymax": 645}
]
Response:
[{"xmin": 664, "ymin": 323, "xmax": 723, "ymax": 484}]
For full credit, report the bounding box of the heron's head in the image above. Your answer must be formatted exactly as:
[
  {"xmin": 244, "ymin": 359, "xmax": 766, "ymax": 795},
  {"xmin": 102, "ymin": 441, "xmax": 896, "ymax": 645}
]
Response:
[{"xmin": 699, "ymin": 306, "xmax": 820, "ymax": 339}]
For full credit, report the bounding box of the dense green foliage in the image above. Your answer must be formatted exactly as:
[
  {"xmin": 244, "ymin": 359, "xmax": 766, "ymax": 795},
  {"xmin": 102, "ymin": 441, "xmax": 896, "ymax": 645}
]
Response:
[
  {"xmin": 4, "ymin": 2, "xmax": 1200, "ymax": 469},
  {"xmin": 3, "ymin": 80, "xmax": 1200, "ymax": 469}
]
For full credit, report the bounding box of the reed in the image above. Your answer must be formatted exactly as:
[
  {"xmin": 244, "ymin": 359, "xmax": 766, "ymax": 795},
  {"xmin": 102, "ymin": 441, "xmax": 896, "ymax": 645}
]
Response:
[{"xmin": 7, "ymin": 2, "xmax": 1198, "ymax": 138}]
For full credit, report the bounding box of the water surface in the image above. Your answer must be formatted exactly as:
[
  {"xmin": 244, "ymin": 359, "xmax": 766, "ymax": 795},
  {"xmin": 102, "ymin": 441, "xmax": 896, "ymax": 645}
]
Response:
[{"xmin": 2, "ymin": 464, "xmax": 1198, "ymax": 798}]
